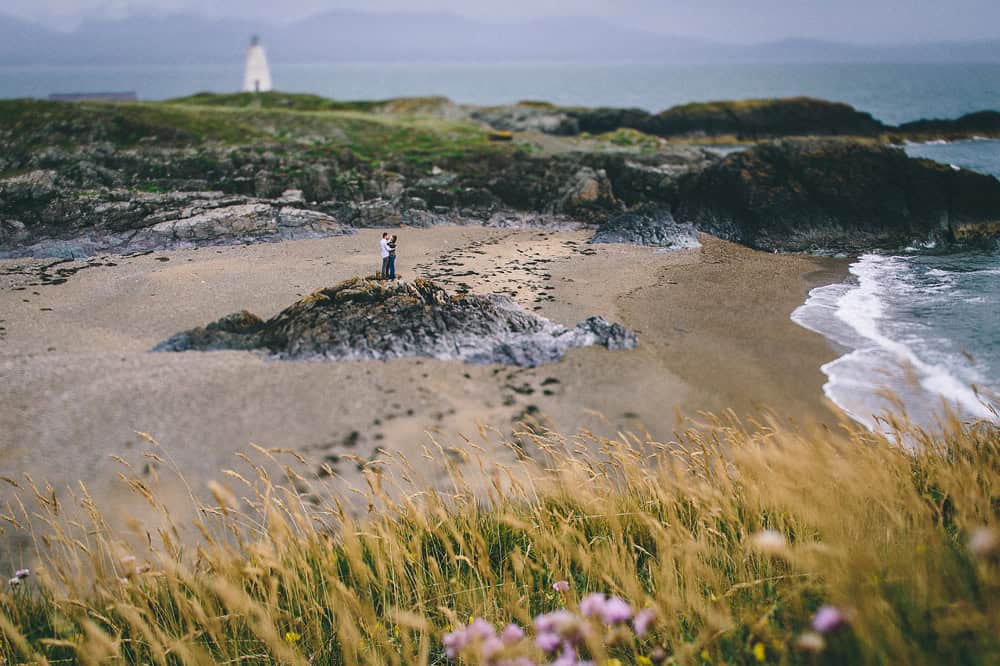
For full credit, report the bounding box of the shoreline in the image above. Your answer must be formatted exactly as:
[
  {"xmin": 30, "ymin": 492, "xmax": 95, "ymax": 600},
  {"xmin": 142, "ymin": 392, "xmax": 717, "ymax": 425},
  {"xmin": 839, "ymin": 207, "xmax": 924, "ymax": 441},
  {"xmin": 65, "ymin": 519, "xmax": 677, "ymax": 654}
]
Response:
[
  {"xmin": 794, "ymin": 251, "xmax": 1000, "ymax": 435},
  {"xmin": 0, "ymin": 229, "xmax": 848, "ymax": 537}
]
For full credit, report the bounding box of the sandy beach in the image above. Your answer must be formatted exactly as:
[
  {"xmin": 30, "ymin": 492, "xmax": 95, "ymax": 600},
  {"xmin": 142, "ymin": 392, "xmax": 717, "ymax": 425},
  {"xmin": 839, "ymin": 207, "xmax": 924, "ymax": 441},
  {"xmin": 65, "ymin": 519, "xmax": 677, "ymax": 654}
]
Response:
[{"xmin": 0, "ymin": 228, "xmax": 847, "ymax": 550}]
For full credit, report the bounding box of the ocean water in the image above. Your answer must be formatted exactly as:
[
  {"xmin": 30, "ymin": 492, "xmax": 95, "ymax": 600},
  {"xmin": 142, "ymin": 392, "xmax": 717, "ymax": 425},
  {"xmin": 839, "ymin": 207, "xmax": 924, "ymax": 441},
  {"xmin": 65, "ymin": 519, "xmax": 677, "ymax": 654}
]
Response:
[
  {"xmin": 792, "ymin": 140, "xmax": 1000, "ymax": 434},
  {"xmin": 1, "ymin": 62, "xmax": 999, "ymax": 124}
]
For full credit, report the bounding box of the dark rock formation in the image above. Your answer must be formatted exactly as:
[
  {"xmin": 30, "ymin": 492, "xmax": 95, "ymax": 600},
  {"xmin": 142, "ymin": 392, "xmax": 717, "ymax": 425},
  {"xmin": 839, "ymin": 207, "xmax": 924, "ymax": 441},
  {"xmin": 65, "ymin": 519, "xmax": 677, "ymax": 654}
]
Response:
[
  {"xmin": 153, "ymin": 277, "xmax": 637, "ymax": 367},
  {"xmin": 897, "ymin": 111, "xmax": 1000, "ymax": 140},
  {"xmin": 570, "ymin": 107, "xmax": 653, "ymax": 135},
  {"xmin": 0, "ymin": 189, "xmax": 354, "ymax": 258},
  {"xmin": 645, "ymin": 98, "xmax": 887, "ymax": 140},
  {"xmin": 672, "ymin": 139, "xmax": 1000, "ymax": 253},
  {"xmin": 592, "ymin": 207, "xmax": 700, "ymax": 250}
]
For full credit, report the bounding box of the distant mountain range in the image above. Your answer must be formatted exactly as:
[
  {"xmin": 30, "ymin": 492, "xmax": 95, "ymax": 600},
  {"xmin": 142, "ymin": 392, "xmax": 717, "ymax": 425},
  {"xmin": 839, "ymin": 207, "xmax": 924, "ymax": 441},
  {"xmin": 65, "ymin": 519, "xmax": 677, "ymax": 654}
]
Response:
[{"xmin": 1, "ymin": 11, "xmax": 998, "ymax": 66}]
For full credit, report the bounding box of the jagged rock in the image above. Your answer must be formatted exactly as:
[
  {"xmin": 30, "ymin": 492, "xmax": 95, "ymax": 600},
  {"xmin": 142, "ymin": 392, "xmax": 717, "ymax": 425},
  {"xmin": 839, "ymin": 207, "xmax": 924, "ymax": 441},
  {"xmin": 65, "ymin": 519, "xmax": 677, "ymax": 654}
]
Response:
[
  {"xmin": 0, "ymin": 197, "xmax": 354, "ymax": 258},
  {"xmin": 345, "ymin": 198, "xmax": 403, "ymax": 227},
  {"xmin": 0, "ymin": 219, "xmax": 28, "ymax": 244},
  {"xmin": 469, "ymin": 104, "xmax": 579, "ymax": 136},
  {"xmin": 555, "ymin": 167, "xmax": 619, "ymax": 216},
  {"xmin": 277, "ymin": 189, "xmax": 305, "ymax": 204},
  {"xmin": 673, "ymin": 139, "xmax": 1000, "ymax": 253},
  {"xmin": 153, "ymin": 277, "xmax": 637, "ymax": 367},
  {"xmin": 592, "ymin": 208, "xmax": 700, "ymax": 250}
]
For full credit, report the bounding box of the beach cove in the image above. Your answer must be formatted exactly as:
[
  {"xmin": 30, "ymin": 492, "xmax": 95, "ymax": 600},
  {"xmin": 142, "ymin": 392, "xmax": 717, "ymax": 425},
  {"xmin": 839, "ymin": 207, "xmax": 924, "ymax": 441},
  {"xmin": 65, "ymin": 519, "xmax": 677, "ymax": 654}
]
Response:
[{"xmin": 0, "ymin": 228, "xmax": 846, "ymax": 530}]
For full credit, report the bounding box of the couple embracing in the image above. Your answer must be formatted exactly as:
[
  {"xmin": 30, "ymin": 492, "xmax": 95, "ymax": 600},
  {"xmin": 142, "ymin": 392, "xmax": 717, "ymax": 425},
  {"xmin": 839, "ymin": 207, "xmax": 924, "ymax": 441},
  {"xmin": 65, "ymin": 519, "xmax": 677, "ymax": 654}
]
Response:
[{"xmin": 379, "ymin": 232, "xmax": 399, "ymax": 280}]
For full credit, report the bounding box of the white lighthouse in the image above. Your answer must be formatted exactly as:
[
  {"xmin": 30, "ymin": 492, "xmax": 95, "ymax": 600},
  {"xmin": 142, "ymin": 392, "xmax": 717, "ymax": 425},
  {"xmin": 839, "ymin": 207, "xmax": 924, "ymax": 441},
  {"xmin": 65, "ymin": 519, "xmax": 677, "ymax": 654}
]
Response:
[{"xmin": 242, "ymin": 35, "xmax": 273, "ymax": 93}]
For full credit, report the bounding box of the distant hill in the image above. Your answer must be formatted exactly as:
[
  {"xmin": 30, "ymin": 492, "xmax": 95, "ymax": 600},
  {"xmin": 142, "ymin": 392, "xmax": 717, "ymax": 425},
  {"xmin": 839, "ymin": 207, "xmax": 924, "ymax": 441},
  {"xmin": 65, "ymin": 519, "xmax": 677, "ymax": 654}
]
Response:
[{"xmin": 0, "ymin": 10, "xmax": 998, "ymax": 66}]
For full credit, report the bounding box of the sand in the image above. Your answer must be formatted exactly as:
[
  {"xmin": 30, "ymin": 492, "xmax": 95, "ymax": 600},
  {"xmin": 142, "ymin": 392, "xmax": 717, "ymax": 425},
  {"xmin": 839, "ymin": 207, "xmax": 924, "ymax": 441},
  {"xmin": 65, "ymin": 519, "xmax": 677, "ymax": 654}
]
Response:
[{"xmin": 0, "ymin": 228, "xmax": 847, "ymax": 552}]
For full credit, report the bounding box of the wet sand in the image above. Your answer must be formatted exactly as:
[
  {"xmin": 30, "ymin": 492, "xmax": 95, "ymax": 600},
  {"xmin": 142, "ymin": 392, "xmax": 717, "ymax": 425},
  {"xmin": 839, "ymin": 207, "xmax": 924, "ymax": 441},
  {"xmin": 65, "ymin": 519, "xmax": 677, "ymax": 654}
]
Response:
[{"xmin": 0, "ymin": 228, "xmax": 847, "ymax": 548}]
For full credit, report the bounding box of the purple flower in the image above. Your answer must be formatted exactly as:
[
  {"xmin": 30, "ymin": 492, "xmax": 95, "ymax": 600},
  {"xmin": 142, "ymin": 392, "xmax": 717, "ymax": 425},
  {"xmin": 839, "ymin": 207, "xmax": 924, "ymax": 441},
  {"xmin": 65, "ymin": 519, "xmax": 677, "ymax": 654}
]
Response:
[
  {"xmin": 600, "ymin": 596, "xmax": 633, "ymax": 625},
  {"xmin": 633, "ymin": 607, "xmax": 657, "ymax": 636},
  {"xmin": 579, "ymin": 593, "xmax": 607, "ymax": 618},
  {"xmin": 501, "ymin": 623, "xmax": 525, "ymax": 645},
  {"xmin": 535, "ymin": 631, "xmax": 562, "ymax": 654},
  {"xmin": 552, "ymin": 580, "xmax": 570, "ymax": 593},
  {"xmin": 443, "ymin": 617, "xmax": 499, "ymax": 659},
  {"xmin": 14, "ymin": 569, "xmax": 29, "ymax": 580},
  {"xmin": 480, "ymin": 636, "xmax": 504, "ymax": 660},
  {"xmin": 812, "ymin": 605, "xmax": 847, "ymax": 633},
  {"xmin": 443, "ymin": 628, "xmax": 469, "ymax": 659},
  {"xmin": 468, "ymin": 618, "xmax": 496, "ymax": 640},
  {"xmin": 534, "ymin": 609, "xmax": 574, "ymax": 635},
  {"xmin": 552, "ymin": 648, "xmax": 581, "ymax": 666}
]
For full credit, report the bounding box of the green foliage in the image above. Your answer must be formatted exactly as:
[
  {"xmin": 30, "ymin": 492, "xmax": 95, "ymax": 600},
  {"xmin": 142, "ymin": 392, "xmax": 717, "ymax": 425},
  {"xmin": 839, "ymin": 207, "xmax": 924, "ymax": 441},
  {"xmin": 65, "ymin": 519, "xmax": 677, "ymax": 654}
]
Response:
[{"xmin": 168, "ymin": 91, "xmax": 383, "ymax": 113}]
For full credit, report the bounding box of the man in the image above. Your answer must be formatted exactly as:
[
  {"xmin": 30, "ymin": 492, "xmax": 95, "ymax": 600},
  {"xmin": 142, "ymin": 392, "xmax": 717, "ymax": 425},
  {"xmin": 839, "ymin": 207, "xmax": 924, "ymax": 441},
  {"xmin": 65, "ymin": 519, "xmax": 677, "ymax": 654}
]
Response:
[
  {"xmin": 387, "ymin": 234, "xmax": 398, "ymax": 280},
  {"xmin": 379, "ymin": 232, "xmax": 391, "ymax": 279}
]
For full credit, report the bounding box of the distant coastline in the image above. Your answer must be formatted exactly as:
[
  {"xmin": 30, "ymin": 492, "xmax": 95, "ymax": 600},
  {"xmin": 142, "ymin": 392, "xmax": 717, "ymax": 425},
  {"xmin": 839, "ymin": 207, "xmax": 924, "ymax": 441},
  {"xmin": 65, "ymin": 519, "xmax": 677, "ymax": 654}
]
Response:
[{"xmin": 1, "ymin": 62, "xmax": 999, "ymax": 126}]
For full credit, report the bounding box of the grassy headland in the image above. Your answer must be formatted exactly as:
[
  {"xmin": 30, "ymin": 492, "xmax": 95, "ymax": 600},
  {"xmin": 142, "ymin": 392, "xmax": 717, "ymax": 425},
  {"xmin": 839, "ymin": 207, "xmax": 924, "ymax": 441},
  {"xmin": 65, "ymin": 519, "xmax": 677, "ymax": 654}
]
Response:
[{"xmin": 1, "ymin": 411, "xmax": 998, "ymax": 665}]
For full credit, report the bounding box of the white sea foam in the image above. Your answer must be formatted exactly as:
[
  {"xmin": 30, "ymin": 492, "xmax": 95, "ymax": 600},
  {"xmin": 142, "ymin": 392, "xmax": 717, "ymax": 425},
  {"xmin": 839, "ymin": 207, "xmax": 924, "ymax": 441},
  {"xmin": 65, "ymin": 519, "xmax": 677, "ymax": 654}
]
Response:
[{"xmin": 792, "ymin": 254, "xmax": 997, "ymax": 436}]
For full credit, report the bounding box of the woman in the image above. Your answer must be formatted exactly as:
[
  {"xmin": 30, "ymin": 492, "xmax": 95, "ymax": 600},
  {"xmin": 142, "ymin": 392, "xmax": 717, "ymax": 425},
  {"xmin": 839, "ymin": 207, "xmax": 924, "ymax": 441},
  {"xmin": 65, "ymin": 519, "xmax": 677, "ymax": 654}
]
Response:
[{"xmin": 387, "ymin": 234, "xmax": 398, "ymax": 280}]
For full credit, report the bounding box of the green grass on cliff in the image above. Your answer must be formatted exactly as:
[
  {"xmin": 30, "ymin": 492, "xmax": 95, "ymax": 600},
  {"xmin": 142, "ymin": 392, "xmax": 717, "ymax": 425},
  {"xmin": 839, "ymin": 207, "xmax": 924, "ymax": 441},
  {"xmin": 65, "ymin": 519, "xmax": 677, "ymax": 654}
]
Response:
[
  {"xmin": 1, "ymin": 411, "xmax": 998, "ymax": 665},
  {"xmin": 169, "ymin": 91, "xmax": 383, "ymax": 113},
  {"xmin": 0, "ymin": 95, "xmax": 506, "ymax": 166}
]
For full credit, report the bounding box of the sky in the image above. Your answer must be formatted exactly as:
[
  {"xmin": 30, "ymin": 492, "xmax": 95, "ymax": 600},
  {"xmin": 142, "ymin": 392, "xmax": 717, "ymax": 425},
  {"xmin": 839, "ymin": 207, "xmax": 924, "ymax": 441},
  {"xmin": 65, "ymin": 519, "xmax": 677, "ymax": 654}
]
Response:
[{"xmin": 3, "ymin": 0, "xmax": 999, "ymax": 43}]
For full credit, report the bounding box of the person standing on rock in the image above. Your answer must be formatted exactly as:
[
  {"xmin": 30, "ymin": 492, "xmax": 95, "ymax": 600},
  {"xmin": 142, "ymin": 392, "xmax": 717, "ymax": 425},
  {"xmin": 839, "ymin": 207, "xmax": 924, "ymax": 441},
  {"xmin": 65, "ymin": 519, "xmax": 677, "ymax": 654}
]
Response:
[
  {"xmin": 387, "ymin": 234, "xmax": 398, "ymax": 280},
  {"xmin": 380, "ymin": 232, "xmax": 391, "ymax": 279}
]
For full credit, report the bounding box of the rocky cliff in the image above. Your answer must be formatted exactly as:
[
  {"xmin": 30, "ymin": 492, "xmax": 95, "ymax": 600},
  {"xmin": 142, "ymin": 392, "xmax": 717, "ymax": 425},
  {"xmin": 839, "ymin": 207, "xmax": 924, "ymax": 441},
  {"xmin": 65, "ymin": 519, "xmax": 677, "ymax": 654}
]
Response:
[{"xmin": 671, "ymin": 139, "xmax": 1000, "ymax": 253}]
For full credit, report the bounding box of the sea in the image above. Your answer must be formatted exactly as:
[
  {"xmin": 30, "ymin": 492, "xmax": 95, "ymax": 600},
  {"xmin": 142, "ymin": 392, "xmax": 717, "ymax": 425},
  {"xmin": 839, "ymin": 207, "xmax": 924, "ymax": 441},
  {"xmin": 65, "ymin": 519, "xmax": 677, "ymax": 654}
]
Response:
[
  {"xmin": 793, "ymin": 138, "xmax": 1000, "ymax": 435},
  {"xmin": 1, "ymin": 61, "xmax": 998, "ymax": 431}
]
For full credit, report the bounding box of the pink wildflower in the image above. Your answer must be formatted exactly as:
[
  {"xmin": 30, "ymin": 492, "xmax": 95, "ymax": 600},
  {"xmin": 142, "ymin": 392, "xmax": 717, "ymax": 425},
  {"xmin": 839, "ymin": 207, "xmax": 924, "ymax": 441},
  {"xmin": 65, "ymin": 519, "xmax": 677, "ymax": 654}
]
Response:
[
  {"xmin": 14, "ymin": 569, "xmax": 30, "ymax": 579},
  {"xmin": 579, "ymin": 593, "xmax": 607, "ymax": 618},
  {"xmin": 501, "ymin": 623, "xmax": 525, "ymax": 645},
  {"xmin": 552, "ymin": 580, "xmax": 570, "ymax": 592},
  {"xmin": 600, "ymin": 596, "xmax": 633, "ymax": 625},
  {"xmin": 812, "ymin": 605, "xmax": 847, "ymax": 633},
  {"xmin": 633, "ymin": 607, "xmax": 657, "ymax": 636},
  {"xmin": 535, "ymin": 631, "xmax": 562, "ymax": 654}
]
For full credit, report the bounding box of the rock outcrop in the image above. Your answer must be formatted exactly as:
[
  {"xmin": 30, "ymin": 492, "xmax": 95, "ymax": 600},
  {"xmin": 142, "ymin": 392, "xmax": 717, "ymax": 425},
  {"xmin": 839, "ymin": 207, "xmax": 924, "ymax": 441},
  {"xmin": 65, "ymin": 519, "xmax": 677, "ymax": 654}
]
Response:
[
  {"xmin": 153, "ymin": 277, "xmax": 637, "ymax": 367},
  {"xmin": 592, "ymin": 207, "xmax": 700, "ymax": 250},
  {"xmin": 645, "ymin": 98, "xmax": 887, "ymax": 140},
  {"xmin": 672, "ymin": 139, "xmax": 1000, "ymax": 253},
  {"xmin": 897, "ymin": 111, "xmax": 1000, "ymax": 140},
  {"xmin": 0, "ymin": 189, "xmax": 354, "ymax": 258}
]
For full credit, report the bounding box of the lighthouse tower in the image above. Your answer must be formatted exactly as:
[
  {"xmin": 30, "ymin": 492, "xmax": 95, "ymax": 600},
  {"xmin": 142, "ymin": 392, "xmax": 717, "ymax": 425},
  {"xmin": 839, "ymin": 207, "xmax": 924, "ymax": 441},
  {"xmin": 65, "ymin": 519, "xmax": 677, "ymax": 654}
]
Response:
[{"xmin": 242, "ymin": 35, "xmax": 273, "ymax": 93}]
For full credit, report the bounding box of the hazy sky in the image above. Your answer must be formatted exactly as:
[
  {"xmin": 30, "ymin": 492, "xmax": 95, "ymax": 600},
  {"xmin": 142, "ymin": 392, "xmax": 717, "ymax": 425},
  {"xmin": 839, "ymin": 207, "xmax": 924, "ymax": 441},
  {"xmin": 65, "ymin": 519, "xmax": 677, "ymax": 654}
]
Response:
[{"xmin": 4, "ymin": 0, "xmax": 999, "ymax": 43}]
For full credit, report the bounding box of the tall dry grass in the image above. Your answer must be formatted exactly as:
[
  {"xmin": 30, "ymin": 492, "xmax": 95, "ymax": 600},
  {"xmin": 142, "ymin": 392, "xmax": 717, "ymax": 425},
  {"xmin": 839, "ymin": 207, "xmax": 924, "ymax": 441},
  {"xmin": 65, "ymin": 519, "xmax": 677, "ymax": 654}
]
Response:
[{"xmin": 1, "ymin": 411, "xmax": 998, "ymax": 665}]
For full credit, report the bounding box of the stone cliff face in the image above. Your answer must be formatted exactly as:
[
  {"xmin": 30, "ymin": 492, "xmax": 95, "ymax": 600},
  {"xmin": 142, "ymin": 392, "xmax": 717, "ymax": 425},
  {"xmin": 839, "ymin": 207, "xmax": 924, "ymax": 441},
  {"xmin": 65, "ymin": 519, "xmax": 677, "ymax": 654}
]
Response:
[
  {"xmin": 154, "ymin": 277, "xmax": 637, "ymax": 367},
  {"xmin": 671, "ymin": 139, "xmax": 1000, "ymax": 253}
]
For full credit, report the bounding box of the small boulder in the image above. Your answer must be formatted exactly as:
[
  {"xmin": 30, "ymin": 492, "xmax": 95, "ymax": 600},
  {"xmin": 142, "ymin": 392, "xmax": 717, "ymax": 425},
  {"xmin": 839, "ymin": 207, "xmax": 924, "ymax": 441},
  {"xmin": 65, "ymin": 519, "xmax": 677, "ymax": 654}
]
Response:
[{"xmin": 592, "ymin": 208, "xmax": 700, "ymax": 250}]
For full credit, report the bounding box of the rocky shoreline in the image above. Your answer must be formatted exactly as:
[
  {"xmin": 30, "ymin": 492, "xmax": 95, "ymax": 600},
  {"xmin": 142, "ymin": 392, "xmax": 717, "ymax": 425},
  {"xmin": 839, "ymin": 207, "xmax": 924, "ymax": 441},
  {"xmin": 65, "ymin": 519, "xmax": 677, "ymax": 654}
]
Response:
[{"xmin": 1, "ymin": 94, "xmax": 999, "ymax": 258}]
